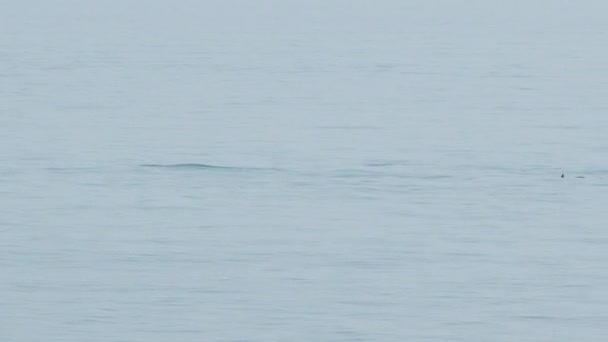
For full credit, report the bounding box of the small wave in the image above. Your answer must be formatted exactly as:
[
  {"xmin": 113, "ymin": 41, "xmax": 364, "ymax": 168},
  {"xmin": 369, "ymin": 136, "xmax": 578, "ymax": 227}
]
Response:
[
  {"xmin": 46, "ymin": 167, "xmax": 104, "ymax": 171},
  {"xmin": 366, "ymin": 161, "xmax": 411, "ymax": 167},
  {"xmin": 141, "ymin": 163, "xmax": 241, "ymax": 170},
  {"xmin": 140, "ymin": 163, "xmax": 280, "ymax": 172},
  {"xmin": 317, "ymin": 125, "xmax": 381, "ymax": 130}
]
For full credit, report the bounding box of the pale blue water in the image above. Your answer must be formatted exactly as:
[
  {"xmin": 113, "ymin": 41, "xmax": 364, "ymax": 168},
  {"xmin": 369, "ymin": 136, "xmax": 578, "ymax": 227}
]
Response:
[{"xmin": 3, "ymin": 1, "xmax": 608, "ymax": 341}]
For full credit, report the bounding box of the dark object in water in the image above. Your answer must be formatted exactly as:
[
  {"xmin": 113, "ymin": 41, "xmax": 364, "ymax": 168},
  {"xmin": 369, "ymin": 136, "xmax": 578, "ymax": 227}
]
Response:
[{"xmin": 561, "ymin": 173, "xmax": 586, "ymax": 179}]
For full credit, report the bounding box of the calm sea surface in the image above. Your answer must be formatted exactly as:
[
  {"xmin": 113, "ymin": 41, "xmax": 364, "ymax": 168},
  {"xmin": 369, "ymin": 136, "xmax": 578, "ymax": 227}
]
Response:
[{"xmin": 2, "ymin": 1, "xmax": 608, "ymax": 341}]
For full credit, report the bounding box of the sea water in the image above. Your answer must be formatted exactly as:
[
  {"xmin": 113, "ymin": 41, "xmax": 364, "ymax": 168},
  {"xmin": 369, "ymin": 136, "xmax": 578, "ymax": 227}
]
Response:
[{"xmin": 2, "ymin": 1, "xmax": 608, "ymax": 341}]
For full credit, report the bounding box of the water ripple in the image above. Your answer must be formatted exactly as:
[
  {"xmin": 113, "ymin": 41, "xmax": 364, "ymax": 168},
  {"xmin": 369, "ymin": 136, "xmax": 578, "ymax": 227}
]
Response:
[{"xmin": 140, "ymin": 163, "xmax": 280, "ymax": 172}]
